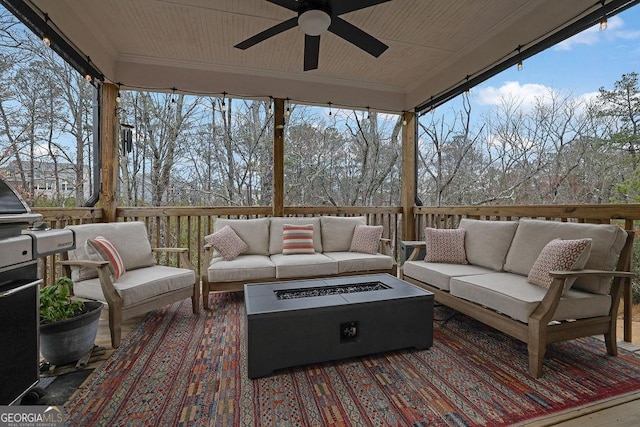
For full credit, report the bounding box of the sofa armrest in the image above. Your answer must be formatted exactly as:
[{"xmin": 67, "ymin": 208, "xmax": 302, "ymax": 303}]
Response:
[
  {"xmin": 549, "ymin": 269, "xmax": 637, "ymax": 279},
  {"xmin": 152, "ymin": 247, "xmax": 194, "ymax": 271},
  {"xmin": 58, "ymin": 259, "xmax": 110, "ymax": 269},
  {"xmin": 379, "ymin": 238, "xmax": 393, "ymax": 257},
  {"xmin": 404, "ymin": 242, "xmax": 426, "ymax": 262}
]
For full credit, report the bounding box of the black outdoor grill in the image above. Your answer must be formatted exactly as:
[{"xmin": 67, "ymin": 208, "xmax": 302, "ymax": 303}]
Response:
[{"xmin": 0, "ymin": 177, "xmax": 75, "ymax": 405}]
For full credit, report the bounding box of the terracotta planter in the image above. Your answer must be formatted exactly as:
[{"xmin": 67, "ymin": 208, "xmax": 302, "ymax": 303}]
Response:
[{"xmin": 39, "ymin": 301, "xmax": 103, "ymax": 365}]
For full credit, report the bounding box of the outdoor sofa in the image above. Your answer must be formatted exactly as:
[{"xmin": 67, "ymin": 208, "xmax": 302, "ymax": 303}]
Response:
[
  {"xmin": 400, "ymin": 218, "xmax": 636, "ymax": 377},
  {"xmin": 202, "ymin": 216, "xmax": 396, "ymax": 308}
]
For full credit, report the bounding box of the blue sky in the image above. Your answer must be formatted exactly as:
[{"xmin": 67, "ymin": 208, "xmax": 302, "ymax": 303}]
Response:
[{"xmin": 468, "ymin": 5, "xmax": 640, "ymax": 112}]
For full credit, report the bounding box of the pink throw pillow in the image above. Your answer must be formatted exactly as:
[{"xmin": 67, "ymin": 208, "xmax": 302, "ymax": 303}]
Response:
[
  {"xmin": 349, "ymin": 225, "xmax": 383, "ymax": 254},
  {"xmin": 424, "ymin": 228, "xmax": 468, "ymax": 264},
  {"xmin": 282, "ymin": 224, "xmax": 315, "ymax": 255},
  {"xmin": 86, "ymin": 236, "xmax": 126, "ymax": 280},
  {"xmin": 204, "ymin": 225, "xmax": 249, "ymax": 261},
  {"xmin": 527, "ymin": 238, "xmax": 592, "ymax": 292}
]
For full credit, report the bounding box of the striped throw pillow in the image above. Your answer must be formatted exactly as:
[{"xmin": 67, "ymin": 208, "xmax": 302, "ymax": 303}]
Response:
[
  {"xmin": 282, "ymin": 224, "xmax": 315, "ymax": 255},
  {"xmin": 86, "ymin": 236, "xmax": 126, "ymax": 280}
]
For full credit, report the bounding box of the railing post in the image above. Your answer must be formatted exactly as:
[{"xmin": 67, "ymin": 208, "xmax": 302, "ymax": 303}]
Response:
[
  {"xmin": 273, "ymin": 98, "xmax": 285, "ymax": 218},
  {"xmin": 100, "ymin": 82, "xmax": 119, "ymax": 223},
  {"xmin": 401, "ymin": 111, "xmax": 416, "ymax": 240}
]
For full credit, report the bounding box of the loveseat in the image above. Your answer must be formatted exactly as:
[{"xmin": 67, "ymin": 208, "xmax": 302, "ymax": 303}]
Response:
[
  {"xmin": 202, "ymin": 216, "xmax": 396, "ymax": 308},
  {"xmin": 400, "ymin": 218, "xmax": 636, "ymax": 377}
]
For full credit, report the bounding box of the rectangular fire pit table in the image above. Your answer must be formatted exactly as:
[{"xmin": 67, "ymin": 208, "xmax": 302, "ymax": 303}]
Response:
[{"xmin": 244, "ymin": 273, "xmax": 433, "ymax": 378}]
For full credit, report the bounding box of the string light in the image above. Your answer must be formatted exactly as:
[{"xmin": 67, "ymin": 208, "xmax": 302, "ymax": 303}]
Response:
[
  {"xmin": 366, "ymin": 106, "xmax": 371, "ymax": 120},
  {"xmin": 171, "ymin": 87, "xmax": 177, "ymax": 105},
  {"xmin": 402, "ymin": 112, "xmax": 407, "ymax": 126},
  {"xmin": 43, "ymin": 36, "xmax": 51, "ymax": 47},
  {"xmin": 517, "ymin": 60, "xmax": 523, "ymax": 71},
  {"xmin": 465, "ymin": 75, "xmax": 470, "ymax": 95},
  {"xmin": 600, "ymin": 16, "xmax": 608, "ymax": 31},
  {"xmin": 267, "ymin": 97, "xmax": 273, "ymax": 115},
  {"xmin": 116, "ymin": 83, "xmax": 121, "ymax": 104},
  {"xmin": 85, "ymin": 73, "xmax": 92, "ymax": 82},
  {"xmin": 221, "ymin": 92, "xmax": 227, "ymax": 112},
  {"xmin": 328, "ymin": 102, "xmax": 332, "ymax": 116},
  {"xmin": 284, "ymin": 97, "xmax": 291, "ymax": 117}
]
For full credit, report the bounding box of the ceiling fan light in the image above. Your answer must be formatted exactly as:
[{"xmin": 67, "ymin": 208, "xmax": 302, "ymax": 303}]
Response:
[{"xmin": 298, "ymin": 10, "xmax": 331, "ymax": 36}]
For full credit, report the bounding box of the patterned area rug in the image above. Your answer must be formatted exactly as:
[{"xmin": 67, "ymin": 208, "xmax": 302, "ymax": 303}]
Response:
[{"xmin": 66, "ymin": 292, "xmax": 640, "ymax": 426}]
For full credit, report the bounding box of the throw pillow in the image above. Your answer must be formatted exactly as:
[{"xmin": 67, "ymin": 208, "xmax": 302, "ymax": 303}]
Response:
[
  {"xmin": 424, "ymin": 228, "xmax": 468, "ymax": 264},
  {"xmin": 527, "ymin": 238, "xmax": 592, "ymax": 292},
  {"xmin": 282, "ymin": 224, "xmax": 315, "ymax": 255},
  {"xmin": 85, "ymin": 236, "xmax": 126, "ymax": 280},
  {"xmin": 204, "ymin": 225, "xmax": 249, "ymax": 261},
  {"xmin": 349, "ymin": 225, "xmax": 383, "ymax": 254}
]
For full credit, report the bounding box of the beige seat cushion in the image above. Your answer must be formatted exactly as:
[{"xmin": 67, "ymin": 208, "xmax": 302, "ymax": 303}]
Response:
[
  {"xmin": 459, "ymin": 219, "xmax": 518, "ymax": 271},
  {"xmin": 207, "ymin": 255, "xmax": 275, "ymax": 283},
  {"xmin": 324, "ymin": 251, "xmax": 393, "ymax": 274},
  {"xmin": 73, "ymin": 265, "xmax": 195, "ymax": 307},
  {"xmin": 66, "ymin": 222, "xmax": 156, "ymax": 282},
  {"xmin": 449, "ymin": 273, "xmax": 611, "ymax": 323},
  {"xmin": 320, "ymin": 216, "xmax": 366, "ymax": 252},
  {"xmin": 269, "ymin": 217, "xmax": 323, "ymax": 254},
  {"xmin": 214, "ymin": 218, "xmax": 270, "ymax": 256},
  {"xmin": 271, "ymin": 253, "xmax": 338, "ymax": 279},
  {"xmin": 504, "ymin": 219, "xmax": 627, "ymax": 294},
  {"xmin": 402, "ymin": 261, "xmax": 494, "ymax": 291}
]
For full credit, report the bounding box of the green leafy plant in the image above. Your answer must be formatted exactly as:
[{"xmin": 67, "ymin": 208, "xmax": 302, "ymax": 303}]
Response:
[{"xmin": 40, "ymin": 277, "xmax": 85, "ymax": 324}]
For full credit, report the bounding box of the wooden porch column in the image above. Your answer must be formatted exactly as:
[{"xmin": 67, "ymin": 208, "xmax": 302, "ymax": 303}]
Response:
[
  {"xmin": 100, "ymin": 82, "xmax": 119, "ymax": 223},
  {"xmin": 273, "ymin": 98, "xmax": 285, "ymax": 217},
  {"xmin": 401, "ymin": 111, "xmax": 416, "ymax": 240}
]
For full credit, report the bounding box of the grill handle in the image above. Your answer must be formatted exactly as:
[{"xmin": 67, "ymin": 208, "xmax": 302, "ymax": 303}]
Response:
[{"xmin": 0, "ymin": 279, "xmax": 42, "ymax": 298}]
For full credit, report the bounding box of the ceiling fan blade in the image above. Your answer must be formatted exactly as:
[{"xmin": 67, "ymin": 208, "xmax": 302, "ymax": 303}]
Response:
[
  {"xmin": 304, "ymin": 35, "xmax": 321, "ymax": 71},
  {"xmin": 328, "ymin": 17, "xmax": 388, "ymax": 57},
  {"xmin": 235, "ymin": 17, "xmax": 298, "ymax": 50},
  {"xmin": 266, "ymin": 0, "xmax": 301, "ymax": 12},
  {"xmin": 332, "ymin": 0, "xmax": 391, "ymax": 16}
]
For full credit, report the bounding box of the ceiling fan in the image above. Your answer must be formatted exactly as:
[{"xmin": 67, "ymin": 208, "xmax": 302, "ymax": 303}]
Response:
[{"xmin": 235, "ymin": 0, "xmax": 391, "ymax": 71}]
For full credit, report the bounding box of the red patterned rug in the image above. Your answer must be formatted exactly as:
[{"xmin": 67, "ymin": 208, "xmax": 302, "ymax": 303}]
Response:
[{"xmin": 66, "ymin": 292, "xmax": 640, "ymax": 426}]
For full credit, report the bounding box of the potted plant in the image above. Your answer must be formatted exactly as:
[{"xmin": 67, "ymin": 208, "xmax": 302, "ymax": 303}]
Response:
[{"xmin": 39, "ymin": 277, "xmax": 103, "ymax": 366}]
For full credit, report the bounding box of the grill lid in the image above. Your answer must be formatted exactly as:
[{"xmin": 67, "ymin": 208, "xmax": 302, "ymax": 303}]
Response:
[{"xmin": 0, "ymin": 177, "xmax": 30, "ymax": 215}]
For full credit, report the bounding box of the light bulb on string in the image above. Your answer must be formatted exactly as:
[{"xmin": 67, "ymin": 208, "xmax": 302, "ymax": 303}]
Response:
[
  {"xmin": 366, "ymin": 106, "xmax": 371, "ymax": 120},
  {"xmin": 267, "ymin": 97, "xmax": 273, "ymax": 115},
  {"xmin": 517, "ymin": 60, "xmax": 523, "ymax": 71},
  {"xmin": 284, "ymin": 98, "xmax": 290, "ymax": 117},
  {"xmin": 328, "ymin": 102, "xmax": 332, "ymax": 117},
  {"xmin": 600, "ymin": 17, "xmax": 608, "ymax": 31},
  {"xmin": 221, "ymin": 92, "xmax": 227, "ymax": 112},
  {"xmin": 43, "ymin": 36, "xmax": 51, "ymax": 47},
  {"xmin": 116, "ymin": 84, "xmax": 121, "ymax": 104},
  {"xmin": 402, "ymin": 112, "xmax": 407, "ymax": 126},
  {"xmin": 171, "ymin": 88, "xmax": 177, "ymax": 106}
]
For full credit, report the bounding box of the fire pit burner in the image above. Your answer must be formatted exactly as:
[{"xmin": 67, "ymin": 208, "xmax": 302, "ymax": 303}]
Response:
[{"xmin": 275, "ymin": 281, "xmax": 389, "ymax": 299}]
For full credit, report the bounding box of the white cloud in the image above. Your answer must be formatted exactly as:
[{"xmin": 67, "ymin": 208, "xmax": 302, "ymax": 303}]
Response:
[
  {"xmin": 475, "ymin": 81, "xmax": 555, "ymax": 110},
  {"xmin": 554, "ymin": 16, "xmax": 639, "ymax": 51}
]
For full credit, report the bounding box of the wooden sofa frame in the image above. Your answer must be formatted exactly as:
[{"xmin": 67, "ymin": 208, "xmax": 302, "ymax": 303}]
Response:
[
  {"xmin": 201, "ymin": 238, "xmax": 397, "ymax": 309},
  {"xmin": 401, "ymin": 230, "xmax": 636, "ymax": 377}
]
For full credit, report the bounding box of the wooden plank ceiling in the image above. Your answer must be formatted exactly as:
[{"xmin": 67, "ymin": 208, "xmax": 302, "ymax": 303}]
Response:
[{"xmin": 30, "ymin": 0, "xmax": 599, "ymax": 112}]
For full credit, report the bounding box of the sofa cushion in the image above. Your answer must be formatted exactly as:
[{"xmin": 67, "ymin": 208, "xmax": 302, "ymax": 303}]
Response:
[
  {"xmin": 204, "ymin": 225, "xmax": 249, "ymax": 261},
  {"xmin": 449, "ymin": 273, "xmax": 611, "ymax": 323},
  {"xmin": 504, "ymin": 219, "xmax": 627, "ymax": 294},
  {"xmin": 527, "ymin": 238, "xmax": 591, "ymax": 292},
  {"xmin": 349, "ymin": 225, "xmax": 383, "ymax": 254},
  {"xmin": 402, "ymin": 261, "xmax": 495, "ymax": 291},
  {"xmin": 66, "ymin": 222, "xmax": 156, "ymax": 282},
  {"xmin": 214, "ymin": 218, "xmax": 270, "ymax": 256},
  {"xmin": 282, "ymin": 224, "xmax": 315, "ymax": 255},
  {"xmin": 320, "ymin": 216, "xmax": 366, "ymax": 252},
  {"xmin": 459, "ymin": 219, "xmax": 518, "ymax": 271},
  {"xmin": 269, "ymin": 217, "xmax": 323, "ymax": 254},
  {"xmin": 73, "ymin": 265, "xmax": 195, "ymax": 308},
  {"xmin": 424, "ymin": 228, "xmax": 468, "ymax": 264},
  {"xmin": 324, "ymin": 251, "xmax": 393, "ymax": 274},
  {"xmin": 271, "ymin": 253, "xmax": 338, "ymax": 279},
  {"xmin": 85, "ymin": 236, "xmax": 126, "ymax": 280},
  {"xmin": 207, "ymin": 255, "xmax": 275, "ymax": 283}
]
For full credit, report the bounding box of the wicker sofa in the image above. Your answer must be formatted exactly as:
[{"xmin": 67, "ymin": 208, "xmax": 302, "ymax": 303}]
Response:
[
  {"xmin": 400, "ymin": 218, "xmax": 635, "ymax": 377},
  {"xmin": 202, "ymin": 216, "xmax": 397, "ymax": 308}
]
